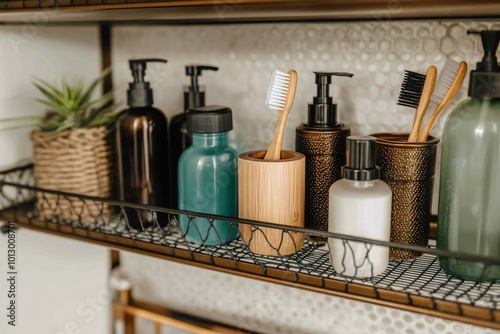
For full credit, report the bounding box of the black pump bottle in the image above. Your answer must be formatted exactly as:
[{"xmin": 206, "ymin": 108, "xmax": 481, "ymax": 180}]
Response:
[
  {"xmin": 296, "ymin": 72, "xmax": 353, "ymax": 231},
  {"xmin": 169, "ymin": 65, "xmax": 218, "ymax": 209},
  {"xmin": 116, "ymin": 58, "xmax": 170, "ymax": 229}
]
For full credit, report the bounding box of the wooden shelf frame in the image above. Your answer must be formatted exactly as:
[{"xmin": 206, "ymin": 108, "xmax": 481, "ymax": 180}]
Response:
[{"xmin": 0, "ymin": 1, "xmax": 499, "ymax": 24}]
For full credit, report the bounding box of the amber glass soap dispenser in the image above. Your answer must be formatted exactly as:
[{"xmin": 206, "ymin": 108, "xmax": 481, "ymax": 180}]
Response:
[
  {"xmin": 116, "ymin": 58, "xmax": 170, "ymax": 230},
  {"xmin": 296, "ymin": 72, "xmax": 353, "ymax": 231}
]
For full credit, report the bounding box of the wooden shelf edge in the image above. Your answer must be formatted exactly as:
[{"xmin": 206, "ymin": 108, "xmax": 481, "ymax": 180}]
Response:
[
  {"xmin": 0, "ymin": 1, "xmax": 499, "ymax": 24},
  {"xmin": 2, "ymin": 212, "xmax": 499, "ymax": 330},
  {"xmin": 114, "ymin": 301, "xmax": 247, "ymax": 334}
]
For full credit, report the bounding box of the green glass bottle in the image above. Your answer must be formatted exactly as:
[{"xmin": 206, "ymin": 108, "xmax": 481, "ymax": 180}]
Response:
[
  {"xmin": 437, "ymin": 30, "xmax": 500, "ymax": 282},
  {"xmin": 177, "ymin": 105, "xmax": 239, "ymax": 245}
]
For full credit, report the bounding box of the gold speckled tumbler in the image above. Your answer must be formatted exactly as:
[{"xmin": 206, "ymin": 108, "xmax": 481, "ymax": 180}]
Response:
[
  {"xmin": 371, "ymin": 133, "xmax": 439, "ymax": 260},
  {"xmin": 296, "ymin": 127, "xmax": 350, "ymax": 231}
]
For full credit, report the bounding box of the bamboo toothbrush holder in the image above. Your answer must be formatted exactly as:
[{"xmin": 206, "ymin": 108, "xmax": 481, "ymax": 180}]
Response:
[
  {"xmin": 371, "ymin": 133, "xmax": 439, "ymax": 260},
  {"xmin": 238, "ymin": 150, "xmax": 305, "ymax": 256}
]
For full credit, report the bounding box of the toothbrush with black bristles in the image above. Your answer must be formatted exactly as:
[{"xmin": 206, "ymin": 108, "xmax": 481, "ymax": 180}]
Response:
[{"xmin": 397, "ymin": 66, "xmax": 437, "ymax": 142}]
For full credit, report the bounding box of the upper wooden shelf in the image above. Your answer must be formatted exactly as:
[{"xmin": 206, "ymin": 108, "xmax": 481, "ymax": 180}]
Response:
[{"xmin": 0, "ymin": 0, "xmax": 499, "ymax": 24}]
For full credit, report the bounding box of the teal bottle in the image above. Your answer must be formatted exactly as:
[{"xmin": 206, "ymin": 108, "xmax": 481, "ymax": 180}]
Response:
[
  {"xmin": 169, "ymin": 65, "xmax": 218, "ymax": 209},
  {"xmin": 437, "ymin": 30, "xmax": 500, "ymax": 282},
  {"xmin": 178, "ymin": 105, "xmax": 239, "ymax": 245}
]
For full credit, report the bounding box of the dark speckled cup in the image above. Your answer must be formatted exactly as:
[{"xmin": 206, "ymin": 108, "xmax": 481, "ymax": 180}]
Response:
[{"xmin": 371, "ymin": 133, "xmax": 439, "ymax": 260}]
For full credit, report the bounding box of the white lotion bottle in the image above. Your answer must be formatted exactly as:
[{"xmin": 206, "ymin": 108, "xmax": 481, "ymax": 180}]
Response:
[{"xmin": 328, "ymin": 136, "xmax": 392, "ymax": 278}]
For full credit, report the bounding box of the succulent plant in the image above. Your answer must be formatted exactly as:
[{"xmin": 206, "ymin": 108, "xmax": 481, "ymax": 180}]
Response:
[
  {"xmin": 0, "ymin": 69, "xmax": 117, "ymax": 134},
  {"xmin": 33, "ymin": 68, "xmax": 117, "ymax": 134}
]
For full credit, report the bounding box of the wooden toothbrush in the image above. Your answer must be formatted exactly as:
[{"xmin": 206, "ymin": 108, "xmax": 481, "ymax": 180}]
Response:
[
  {"xmin": 407, "ymin": 66, "xmax": 437, "ymax": 142},
  {"xmin": 264, "ymin": 69, "xmax": 298, "ymax": 160},
  {"xmin": 397, "ymin": 70, "xmax": 426, "ymax": 142},
  {"xmin": 417, "ymin": 60, "xmax": 468, "ymax": 142}
]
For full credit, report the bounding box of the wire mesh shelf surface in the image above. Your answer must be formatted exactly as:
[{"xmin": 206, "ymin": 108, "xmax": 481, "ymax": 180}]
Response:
[{"xmin": 1, "ymin": 164, "xmax": 500, "ymax": 328}]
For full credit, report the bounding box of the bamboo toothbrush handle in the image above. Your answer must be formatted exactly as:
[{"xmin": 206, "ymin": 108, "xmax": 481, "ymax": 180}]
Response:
[
  {"xmin": 418, "ymin": 61, "xmax": 468, "ymax": 142},
  {"xmin": 407, "ymin": 66, "xmax": 437, "ymax": 143},
  {"xmin": 264, "ymin": 70, "xmax": 298, "ymax": 160}
]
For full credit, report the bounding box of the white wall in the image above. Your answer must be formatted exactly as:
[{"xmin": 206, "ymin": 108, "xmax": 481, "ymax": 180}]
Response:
[
  {"xmin": 0, "ymin": 25, "xmax": 102, "ymax": 169},
  {"xmin": 0, "ymin": 25, "xmax": 111, "ymax": 334},
  {"xmin": 0, "ymin": 229, "xmax": 111, "ymax": 334}
]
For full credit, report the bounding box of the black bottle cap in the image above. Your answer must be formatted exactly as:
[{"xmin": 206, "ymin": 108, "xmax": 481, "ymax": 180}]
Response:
[
  {"xmin": 186, "ymin": 105, "xmax": 232, "ymax": 134},
  {"xmin": 467, "ymin": 30, "xmax": 500, "ymax": 99},
  {"xmin": 307, "ymin": 72, "xmax": 353, "ymax": 127},
  {"xmin": 127, "ymin": 58, "xmax": 167, "ymax": 108},
  {"xmin": 343, "ymin": 136, "xmax": 380, "ymax": 181},
  {"xmin": 184, "ymin": 65, "xmax": 219, "ymax": 111}
]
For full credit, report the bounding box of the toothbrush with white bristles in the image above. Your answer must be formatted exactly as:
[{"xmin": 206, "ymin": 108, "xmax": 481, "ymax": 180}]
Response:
[
  {"xmin": 264, "ymin": 69, "xmax": 298, "ymax": 160},
  {"xmin": 417, "ymin": 59, "xmax": 468, "ymax": 142}
]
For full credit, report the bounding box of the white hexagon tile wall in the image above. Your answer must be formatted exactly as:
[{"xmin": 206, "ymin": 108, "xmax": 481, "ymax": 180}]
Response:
[{"xmin": 112, "ymin": 20, "xmax": 500, "ymax": 334}]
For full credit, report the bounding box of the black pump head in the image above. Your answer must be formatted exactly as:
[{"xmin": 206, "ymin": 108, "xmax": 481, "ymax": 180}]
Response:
[
  {"xmin": 184, "ymin": 65, "xmax": 219, "ymax": 111},
  {"xmin": 307, "ymin": 72, "xmax": 353, "ymax": 127},
  {"xmin": 467, "ymin": 30, "xmax": 500, "ymax": 99},
  {"xmin": 468, "ymin": 30, "xmax": 500, "ymax": 72},
  {"xmin": 343, "ymin": 136, "xmax": 380, "ymax": 181},
  {"xmin": 127, "ymin": 58, "xmax": 167, "ymax": 108}
]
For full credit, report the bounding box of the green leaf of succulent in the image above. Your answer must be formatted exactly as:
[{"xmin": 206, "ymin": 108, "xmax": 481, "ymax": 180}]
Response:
[
  {"xmin": 52, "ymin": 118, "xmax": 74, "ymax": 134},
  {"xmin": 33, "ymin": 81, "xmax": 70, "ymax": 113},
  {"xmin": 0, "ymin": 124, "xmax": 39, "ymax": 132},
  {"xmin": 79, "ymin": 67, "xmax": 111, "ymax": 107},
  {"xmin": 72, "ymin": 80, "xmax": 84, "ymax": 106},
  {"xmin": 0, "ymin": 115, "xmax": 40, "ymax": 131},
  {"xmin": 78, "ymin": 91, "xmax": 113, "ymax": 113},
  {"xmin": 87, "ymin": 106, "xmax": 119, "ymax": 128},
  {"xmin": 26, "ymin": 68, "xmax": 118, "ymax": 134},
  {"xmin": 39, "ymin": 114, "xmax": 65, "ymax": 132},
  {"xmin": 0, "ymin": 115, "xmax": 40, "ymax": 123},
  {"xmin": 34, "ymin": 99, "xmax": 73, "ymax": 118}
]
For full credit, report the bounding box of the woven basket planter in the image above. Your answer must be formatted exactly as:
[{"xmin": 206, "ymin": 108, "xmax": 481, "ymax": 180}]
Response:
[{"xmin": 31, "ymin": 127, "xmax": 114, "ymax": 223}]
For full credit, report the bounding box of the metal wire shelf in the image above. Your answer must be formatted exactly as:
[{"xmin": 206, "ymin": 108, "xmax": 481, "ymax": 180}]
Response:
[{"xmin": 1, "ymin": 164, "xmax": 500, "ymax": 329}]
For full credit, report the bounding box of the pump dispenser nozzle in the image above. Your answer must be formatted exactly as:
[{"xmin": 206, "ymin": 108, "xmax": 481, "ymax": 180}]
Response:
[
  {"xmin": 308, "ymin": 72, "xmax": 353, "ymax": 127},
  {"xmin": 467, "ymin": 30, "xmax": 500, "ymax": 99},
  {"xmin": 343, "ymin": 136, "xmax": 380, "ymax": 181},
  {"xmin": 185, "ymin": 65, "xmax": 219, "ymax": 111},
  {"xmin": 127, "ymin": 58, "xmax": 167, "ymax": 108},
  {"xmin": 468, "ymin": 30, "xmax": 500, "ymax": 72}
]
